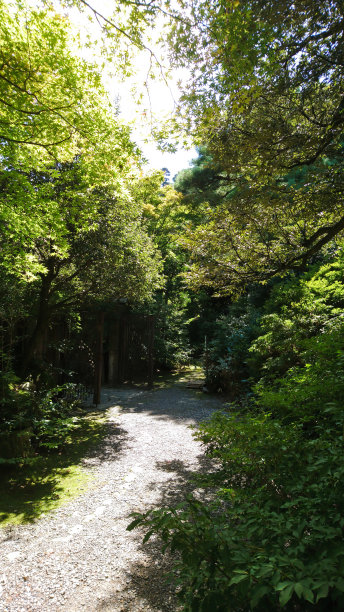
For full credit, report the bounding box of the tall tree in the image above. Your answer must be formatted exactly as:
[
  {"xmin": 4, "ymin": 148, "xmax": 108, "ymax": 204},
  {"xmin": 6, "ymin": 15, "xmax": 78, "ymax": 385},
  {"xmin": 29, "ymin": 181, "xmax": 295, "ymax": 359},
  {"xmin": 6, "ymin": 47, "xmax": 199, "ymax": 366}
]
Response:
[
  {"xmin": 0, "ymin": 161, "xmax": 162, "ymax": 372},
  {"xmin": 0, "ymin": 2, "xmax": 138, "ymax": 173},
  {"xmin": 164, "ymin": 1, "xmax": 344, "ymax": 292}
]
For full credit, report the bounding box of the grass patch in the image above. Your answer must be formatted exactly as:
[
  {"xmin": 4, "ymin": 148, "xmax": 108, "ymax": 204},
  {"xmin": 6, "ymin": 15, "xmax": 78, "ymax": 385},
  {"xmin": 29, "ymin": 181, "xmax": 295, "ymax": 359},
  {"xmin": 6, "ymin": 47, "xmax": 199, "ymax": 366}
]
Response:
[
  {"xmin": 154, "ymin": 365, "xmax": 204, "ymax": 389},
  {"xmin": 0, "ymin": 412, "xmax": 107, "ymax": 527}
]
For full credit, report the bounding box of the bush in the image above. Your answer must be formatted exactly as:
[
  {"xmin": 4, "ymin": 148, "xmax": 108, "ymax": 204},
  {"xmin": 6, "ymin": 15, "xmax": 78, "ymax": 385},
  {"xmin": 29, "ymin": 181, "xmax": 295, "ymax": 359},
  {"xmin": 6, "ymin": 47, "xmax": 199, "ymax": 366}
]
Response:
[
  {"xmin": 0, "ymin": 369, "xmax": 32, "ymax": 434},
  {"xmin": 129, "ymin": 410, "xmax": 344, "ymax": 611},
  {"xmin": 249, "ymin": 247, "xmax": 344, "ymax": 384},
  {"xmin": 255, "ymin": 322, "xmax": 344, "ymax": 427},
  {"xmin": 31, "ymin": 383, "xmax": 86, "ymax": 450},
  {"xmin": 205, "ymin": 300, "xmax": 260, "ymax": 395},
  {"xmin": 128, "ymin": 246, "xmax": 344, "ymax": 610},
  {"xmin": 0, "ymin": 379, "xmax": 86, "ymax": 460}
]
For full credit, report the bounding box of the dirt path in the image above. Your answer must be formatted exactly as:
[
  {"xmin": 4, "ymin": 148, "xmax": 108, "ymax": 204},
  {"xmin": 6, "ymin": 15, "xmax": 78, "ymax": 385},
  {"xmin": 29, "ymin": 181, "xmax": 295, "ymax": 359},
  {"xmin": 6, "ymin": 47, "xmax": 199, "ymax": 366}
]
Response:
[{"xmin": 0, "ymin": 381, "xmax": 224, "ymax": 611}]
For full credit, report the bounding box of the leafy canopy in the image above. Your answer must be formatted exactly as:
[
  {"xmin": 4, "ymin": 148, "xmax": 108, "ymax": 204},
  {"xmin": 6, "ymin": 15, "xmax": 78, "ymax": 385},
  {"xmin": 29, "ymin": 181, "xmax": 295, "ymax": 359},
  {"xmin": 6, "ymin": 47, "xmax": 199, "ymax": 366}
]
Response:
[
  {"xmin": 163, "ymin": 1, "xmax": 344, "ymax": 292},
  {"xmin": 0, "ymin": 1, "xmax": 138, "ymax": 176}
]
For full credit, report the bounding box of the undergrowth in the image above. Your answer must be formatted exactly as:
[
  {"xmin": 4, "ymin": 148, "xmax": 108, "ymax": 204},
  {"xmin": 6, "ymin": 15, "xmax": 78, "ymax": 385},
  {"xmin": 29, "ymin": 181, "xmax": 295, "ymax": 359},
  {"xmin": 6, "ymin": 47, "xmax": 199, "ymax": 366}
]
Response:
[{"xmin": 0, "ymin": 412, "xmax": 107, "ymax": 526}]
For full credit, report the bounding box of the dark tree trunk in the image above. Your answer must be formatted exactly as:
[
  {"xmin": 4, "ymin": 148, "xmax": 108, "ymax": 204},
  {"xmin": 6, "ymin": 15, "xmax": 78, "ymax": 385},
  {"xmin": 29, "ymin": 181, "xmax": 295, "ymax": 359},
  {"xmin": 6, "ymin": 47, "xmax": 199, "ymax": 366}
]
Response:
[
  {"xmin": 93, "ymin": 311, "xmax": 104, "ymax": 405},
  {"xmin": 147, "ymin": 315, "xmax": 154, "ymax": 389},
  {"xmin": 22, "ymin": 264, "xmax": 56, "ymax": 375}
]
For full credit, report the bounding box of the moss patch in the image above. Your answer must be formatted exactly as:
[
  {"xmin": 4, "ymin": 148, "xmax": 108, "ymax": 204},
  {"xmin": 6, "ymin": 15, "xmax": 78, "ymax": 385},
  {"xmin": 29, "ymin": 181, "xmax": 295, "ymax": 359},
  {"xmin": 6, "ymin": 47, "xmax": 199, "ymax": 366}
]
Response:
[
  {"xmin": 154, "ymin": 366, "xmax": 204, "ymax": 389},
  {"xmin": 0, "ymin": 413, "xmax": 107, "ymax": 527}
]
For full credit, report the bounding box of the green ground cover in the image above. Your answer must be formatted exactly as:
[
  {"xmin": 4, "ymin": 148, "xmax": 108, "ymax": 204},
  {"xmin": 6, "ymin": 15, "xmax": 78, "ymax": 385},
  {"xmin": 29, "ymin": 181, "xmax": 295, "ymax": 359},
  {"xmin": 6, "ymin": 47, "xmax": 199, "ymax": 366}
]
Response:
[{"xmin": 0, "ymin": 413, "xmax": 107, "ymax": 527}]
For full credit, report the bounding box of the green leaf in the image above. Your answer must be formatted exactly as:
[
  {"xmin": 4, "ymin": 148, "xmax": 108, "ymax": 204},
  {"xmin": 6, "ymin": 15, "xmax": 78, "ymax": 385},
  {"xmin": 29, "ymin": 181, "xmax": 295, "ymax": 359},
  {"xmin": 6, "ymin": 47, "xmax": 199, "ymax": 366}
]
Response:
[
  {"xmin": 276, "ymin": 582, "xmax": 293, "ymax": 591},
  {"xmin": 279, "ymin": 584, "xmax": 294, "ymax": 606},
  {"xmin": 250, "ymin": 586, "xmax": 270, "ymax": 608},
  {"xmin": 302, "ymin": 587, "xmax": 314, "ymax": 604},
  {"xmin": 336, "ymin": 578, "xmax": 344, "ymax": 592},
  {"xmin": 316, "ymin": 584, "xmax": 329, "ymax": 602},
  {"xmin": 229, "ymin": 573, "xmax": 248, "ymax": 586},
  {"xmin": 294, "ymin": 583, "xmax": 304, "ymax": 598},
  {"xmin": 126, "ymin": 517, "xmax": 143, "ymax": 531},
  {"xmin": 143, "ymin": 529, "xmax": 155, "ymax": 543}
]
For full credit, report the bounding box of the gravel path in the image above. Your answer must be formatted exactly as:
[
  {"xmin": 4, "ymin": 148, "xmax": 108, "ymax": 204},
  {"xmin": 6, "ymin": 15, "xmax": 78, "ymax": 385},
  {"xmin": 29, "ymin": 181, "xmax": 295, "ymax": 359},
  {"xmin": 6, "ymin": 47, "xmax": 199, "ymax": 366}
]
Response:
[{"xmin": 0, "ymin": 381, "xmax": 224, "ymax": 611}]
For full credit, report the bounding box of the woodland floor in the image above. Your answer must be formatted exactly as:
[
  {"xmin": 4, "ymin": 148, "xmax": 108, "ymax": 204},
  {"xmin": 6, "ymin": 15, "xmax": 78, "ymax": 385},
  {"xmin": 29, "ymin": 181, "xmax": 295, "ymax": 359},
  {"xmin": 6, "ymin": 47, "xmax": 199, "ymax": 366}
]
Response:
[{"xmin": 0, "ymin": 374, "xmax": 225, "ymax": 611}]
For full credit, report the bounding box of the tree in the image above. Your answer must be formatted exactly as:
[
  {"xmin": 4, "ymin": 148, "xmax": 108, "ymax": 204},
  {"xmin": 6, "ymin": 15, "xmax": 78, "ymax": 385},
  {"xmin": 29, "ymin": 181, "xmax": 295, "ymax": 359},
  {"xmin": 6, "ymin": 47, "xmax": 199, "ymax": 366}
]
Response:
[
  {"xmin": 175, "ymin": 148, "xmax": 343, "ymax": 294},
  {"xmin": 0, "ymin": 1, "xmax": 152, "ymax": 282},
  {"xmin": 1, "ymin": 161, "xmax": 162, "ymax": 372},
  {"xmin": 164, "ymin": 0, "xmax": 344, "ymax": 292},
  {"xmin": 0, "ymin": 1, "xmax": 166, "ymax": 380},
  {"xmin": 0, "ymin": 2, "xmax": 138, "ymax": 174},
  {"xmin": 169, "ymin": 0, "xmax": 344, "ymax": 159}
]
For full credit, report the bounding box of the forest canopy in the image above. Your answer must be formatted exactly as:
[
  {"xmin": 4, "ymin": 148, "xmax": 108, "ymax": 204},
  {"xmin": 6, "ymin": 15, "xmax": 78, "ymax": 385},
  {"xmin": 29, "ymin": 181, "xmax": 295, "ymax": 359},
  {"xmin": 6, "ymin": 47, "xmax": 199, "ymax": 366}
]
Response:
[
  {"xmin": 164, "ymin": 0, "xmax": 344, "ymax": 292},
  {"xmin": 0, "ymin": 0, "xmax": 163, "ymax": 380},
  {"xmin": 1, "ymin": 3, "xmax": 344, "ymax": 610},
  {"xmin": 0, "ymin": 1, "xmax": 140, "ymax": 174}
]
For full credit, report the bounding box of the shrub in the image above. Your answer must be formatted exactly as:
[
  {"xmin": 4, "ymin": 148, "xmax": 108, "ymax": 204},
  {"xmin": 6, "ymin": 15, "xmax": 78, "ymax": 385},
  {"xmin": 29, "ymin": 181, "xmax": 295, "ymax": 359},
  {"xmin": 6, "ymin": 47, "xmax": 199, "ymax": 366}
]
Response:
[
  {"xmin": 205, "ymin": 302, "xmax": 260, "ymax": 394},
  {"xmin": 128, "ymin": 247, "xmax": 344, "ymax": 610},
  {"xmin": 129, "ymin": 410, "xmax": 344, "ymax": 611},
  {"xmin": 249, "ymin": 246, "xmax": 344, "ymax": 384},
  {"xmin": 0, "ymin": 379, "xmax": 86, "ymax": 460},
  {"xmin": 255, "ymin": 322, "xmax": 344, "ymax": 427},
  {"xmin": 31, "ymin": 383, "xmax": 86, "ymax": 450}
]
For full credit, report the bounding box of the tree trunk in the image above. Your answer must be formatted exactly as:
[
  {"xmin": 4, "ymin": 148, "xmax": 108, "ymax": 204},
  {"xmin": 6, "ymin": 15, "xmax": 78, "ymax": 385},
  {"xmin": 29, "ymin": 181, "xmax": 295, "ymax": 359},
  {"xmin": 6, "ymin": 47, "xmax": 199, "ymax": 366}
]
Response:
[
  {"xmin": 93, "ymin": 311, "xmax": 104, "ymax": 405},
  {"xmin": 22, "ymin": 266, "xmax": 55, "ymax": 375},
  {"xmin": 147, "ymin": 315, "xmax": 154, "ymax": 389}
]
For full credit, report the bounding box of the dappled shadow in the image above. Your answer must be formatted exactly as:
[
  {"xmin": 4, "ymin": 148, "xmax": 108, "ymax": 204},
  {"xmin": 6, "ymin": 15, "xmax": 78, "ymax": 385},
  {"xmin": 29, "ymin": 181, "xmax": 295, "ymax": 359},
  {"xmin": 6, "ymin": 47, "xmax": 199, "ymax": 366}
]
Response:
[
  {"xmin": 0, "ymin": 468, "xmax": 71, "ymax": 527},
  {"xmin": 97, "ymin": 454, "xmax": 217, "ymax": 611},
  {"xmin": 94, "ymin": 382, "xmax": 222, "ymax": 609},
  {"xmin": 102, "ymin": 368, "xmax": 198, "ymax": 393},
  {"xmin": 0, "ymin": 527, "xmax": 17, "ymax": 543},
  {"xmin": 154, "ymin": 367, "xmax": 206, "ymax": 389},
  {"xmin": 0, "ymin": 417, "xmax": 128, "ymax": 527},
  {"xmin": 103, "ymin": 385, "xmax": 224, "ymax": 427},
  {"xmin": 96, "ymin": 537, "xmax": 180, "ymax": 612},
  {"xmin": 153, "ymin": 455, "xmax": 217, "ymax": 507},
  {"xmin": 83, "ymin": 422, "xmax": 129, "ymax": 467}
]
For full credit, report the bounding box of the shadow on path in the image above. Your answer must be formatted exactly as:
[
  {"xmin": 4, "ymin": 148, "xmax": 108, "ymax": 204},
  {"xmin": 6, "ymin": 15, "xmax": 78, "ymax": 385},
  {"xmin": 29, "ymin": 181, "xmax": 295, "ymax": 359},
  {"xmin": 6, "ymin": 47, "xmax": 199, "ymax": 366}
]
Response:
[
  {"xmin": 83, "ymin": 422, "xmax": 129, "ymax": 467},
  {"xmin": 97, "ymin": 453, "xmax": 217, "ymax": 611},
  {"xmin": 104, "ymin": 385, "xmax": 223, "ymax": 426},
  {"xmin": 0, "ymin": 418, "xmax": 129, "ymax": 528}
]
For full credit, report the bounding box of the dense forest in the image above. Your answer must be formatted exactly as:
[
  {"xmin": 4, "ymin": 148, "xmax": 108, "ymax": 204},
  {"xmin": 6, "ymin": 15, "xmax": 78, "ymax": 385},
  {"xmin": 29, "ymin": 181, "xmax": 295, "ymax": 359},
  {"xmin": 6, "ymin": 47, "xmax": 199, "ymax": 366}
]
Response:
[{"xmin": 1, "ymin": 0, "xmax": 344, "ymax": 610}]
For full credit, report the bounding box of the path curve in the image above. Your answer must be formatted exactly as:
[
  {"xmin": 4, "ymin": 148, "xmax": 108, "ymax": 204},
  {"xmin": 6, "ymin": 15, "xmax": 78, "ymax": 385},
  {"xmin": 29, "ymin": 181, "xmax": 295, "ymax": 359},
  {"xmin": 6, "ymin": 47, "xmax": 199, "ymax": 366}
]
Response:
[{"xmin": 0, "ymin": 382, "xmax": 224, "ymax": 611}]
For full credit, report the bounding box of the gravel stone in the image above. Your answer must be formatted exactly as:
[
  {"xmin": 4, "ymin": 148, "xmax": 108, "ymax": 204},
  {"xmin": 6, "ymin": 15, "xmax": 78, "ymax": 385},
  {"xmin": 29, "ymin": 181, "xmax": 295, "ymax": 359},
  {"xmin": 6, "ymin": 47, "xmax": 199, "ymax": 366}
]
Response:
[{"xmin": 0, "ymin": 382, "xmax": 224, "ymax": 611}]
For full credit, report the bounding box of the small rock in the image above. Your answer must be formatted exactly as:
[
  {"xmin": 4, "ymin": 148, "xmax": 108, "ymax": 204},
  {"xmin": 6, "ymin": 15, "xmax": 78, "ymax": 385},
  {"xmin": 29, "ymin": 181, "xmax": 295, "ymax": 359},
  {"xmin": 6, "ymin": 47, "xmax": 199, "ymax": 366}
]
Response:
[{"xmin": 6, "ymin": 551, "xmax": 22, "ymax": 561}]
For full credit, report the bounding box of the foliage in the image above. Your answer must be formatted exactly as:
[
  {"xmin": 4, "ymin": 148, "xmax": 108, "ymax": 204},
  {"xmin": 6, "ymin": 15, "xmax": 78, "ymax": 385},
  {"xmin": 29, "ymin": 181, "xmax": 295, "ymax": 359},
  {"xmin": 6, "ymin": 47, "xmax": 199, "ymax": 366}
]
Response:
[
  {"xmin": 138, "ymin": 174, "xmax": 206, "ymax": 369},
  {"xmin": 170, "ymin": 0, "xmax": 344, "ymax": 171},
  {"xmin": 0, "ymin": 409, "xmax": 106, "ymax": 526},
  {"xmin": 141, "ymin": 178, "xmax": 198, "ymax": 290},
  {"xmin": 249, "ymin": 245, "xmax": 344, "ymax": 383},
  {"xmin": 163, "ymin": 1, "xmax": 344, "ymax": 293},
  {"xmin": 129, "ymin": 403, "xmax": 344, "ymax": 611},
  {"xmin": 150, "ymin": 292, "xmax": 192, "ymax": 369},
  {"xmin": 255, "ymin": 324, "xmax": 344, "ymax": 428},
  {"xmin": 0, "ymin": 159, "xmax": 163, "ymax": 375},
  {"xmin": 176, "ymin": 149, "xmax": 344, "ymax": 294},
  {"xmin": 0, "ymin": 1, "xmax": 167, "ymax": 485},
  {"xmin": 174, "ymin": 147, "xmax": 228, "ymax": 211},
  {"xmin": 129, "ymin": 241, "xmax": 344, "ymax": 611},
  {"xmin": 31, "ymin": 383, "xmax": 87, "ymax": 450},
  {"xmin": 0, "ymin": 378, "xmax": 87, "ymax": 457},
  {"xmin": 0, "ymin": 1, "xmax": 137, "ymax": 173},
  {"xmin": 204, "ymin": 294, "xmax": 262, "ymax": 394}
]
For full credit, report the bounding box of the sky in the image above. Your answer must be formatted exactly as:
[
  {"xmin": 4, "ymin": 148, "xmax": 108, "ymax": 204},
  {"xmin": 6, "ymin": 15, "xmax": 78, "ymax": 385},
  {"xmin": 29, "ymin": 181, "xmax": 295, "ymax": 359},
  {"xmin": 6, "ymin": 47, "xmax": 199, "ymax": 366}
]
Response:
[
  {"xmin": 65, "ymin": 0, "xmax": 197, "ymax": 179},
  {"xmin": 115, "ymin": 78, "xmax": 197, "ymax": 179},
  {"xmin": 107, "ymin": 59, "xmax": 197, "ymax": 179},
  {"xmin": 140, "ymin": 145, "xmax": 196, "ymax": 180}
]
